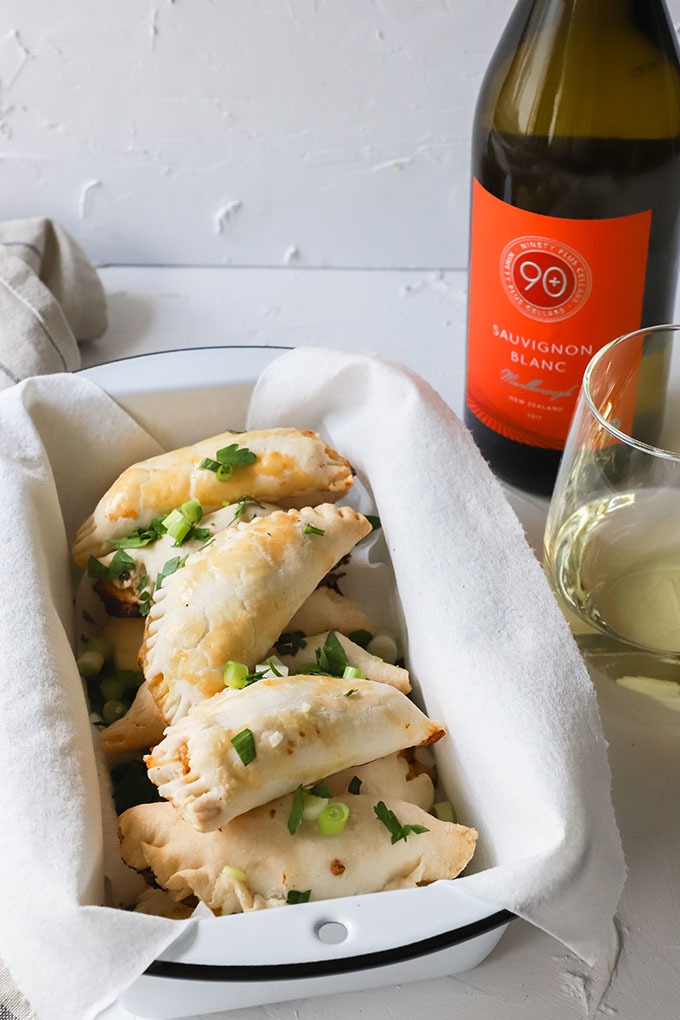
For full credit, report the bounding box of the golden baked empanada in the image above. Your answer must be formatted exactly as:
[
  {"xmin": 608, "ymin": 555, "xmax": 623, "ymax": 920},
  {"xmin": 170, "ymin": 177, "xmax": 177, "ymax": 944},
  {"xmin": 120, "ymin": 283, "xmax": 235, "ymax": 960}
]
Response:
[
  {"xmin": 325, "ymin": 752, "xmax": 434, "ymax": 811},
  {"xmin": 91, "ymin": 501, "xmax": 279, "ymax": 615},
  {"xmin": 144, "ymin": 674, "xmax": 444, "ymax": 832},
  {"xmin": 100, "ymin": 679, "xmax": 166, "ymax": 755},
  {"xmin": 284, "ymin": 588, "xmax": 375, "ymax": 638},
  {"xmin": 73, "ymin": 427, "xmax": 353, "ymax": 566},
  {"xmin": 142, "ymin": 505, "xmax": 372, "ymax": 723},
  {"xmin": 275, "ymin": 631, "xmax": 410, "ymax": 693},
  {"xmin": 119, "ymin": 796, "xmax": 476, "ymax": 914}
]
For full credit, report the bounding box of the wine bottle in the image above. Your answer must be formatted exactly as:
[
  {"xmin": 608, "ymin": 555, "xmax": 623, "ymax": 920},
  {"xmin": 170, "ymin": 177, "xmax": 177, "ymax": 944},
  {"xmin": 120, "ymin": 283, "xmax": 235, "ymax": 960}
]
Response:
[{"xmin": 464, "ymin": 0, "xmax": 680, "ymax": 494}]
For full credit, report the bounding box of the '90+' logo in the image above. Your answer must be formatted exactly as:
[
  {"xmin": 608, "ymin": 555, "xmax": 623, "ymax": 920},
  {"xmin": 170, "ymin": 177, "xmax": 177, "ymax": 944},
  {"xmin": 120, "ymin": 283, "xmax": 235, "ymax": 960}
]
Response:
[{"xmin": 500, "ymin": 236, "xmax": 592, "ymax": 322}]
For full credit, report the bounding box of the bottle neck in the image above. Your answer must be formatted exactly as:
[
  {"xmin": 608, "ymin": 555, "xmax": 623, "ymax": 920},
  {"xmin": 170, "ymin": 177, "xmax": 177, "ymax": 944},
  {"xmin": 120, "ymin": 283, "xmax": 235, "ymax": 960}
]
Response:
[{"xmin": 484, "ymin": 0, "xmax": 680, "ymax": 138}]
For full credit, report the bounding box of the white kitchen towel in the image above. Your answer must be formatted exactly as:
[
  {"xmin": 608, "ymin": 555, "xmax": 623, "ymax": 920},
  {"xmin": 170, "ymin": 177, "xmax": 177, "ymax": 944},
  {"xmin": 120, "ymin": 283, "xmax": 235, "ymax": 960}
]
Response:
[
  {"xmin": 0, "ymin": 218, "xmax": 107, "ymax": 391},
  {"xmin": 0, "ymin": 350, "xmax": 625, "ymax": 1020}
]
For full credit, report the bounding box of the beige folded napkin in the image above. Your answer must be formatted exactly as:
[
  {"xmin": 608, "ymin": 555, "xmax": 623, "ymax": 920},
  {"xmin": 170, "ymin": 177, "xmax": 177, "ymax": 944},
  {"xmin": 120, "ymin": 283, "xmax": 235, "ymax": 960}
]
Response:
[
  {"xmin": 0, "ymin": 218, "xmax": 107, "ymax": 391},
  {"xmin": 0, "ymin": 351, "xmax": 625, "ymax": 1020}
]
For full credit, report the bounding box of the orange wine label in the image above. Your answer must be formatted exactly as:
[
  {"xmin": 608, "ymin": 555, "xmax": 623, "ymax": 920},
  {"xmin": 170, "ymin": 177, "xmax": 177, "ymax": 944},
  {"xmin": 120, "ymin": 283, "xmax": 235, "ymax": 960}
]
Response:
[{"xmin": 466, "ymin": 179, "xmax": 651, "ymax": 448}]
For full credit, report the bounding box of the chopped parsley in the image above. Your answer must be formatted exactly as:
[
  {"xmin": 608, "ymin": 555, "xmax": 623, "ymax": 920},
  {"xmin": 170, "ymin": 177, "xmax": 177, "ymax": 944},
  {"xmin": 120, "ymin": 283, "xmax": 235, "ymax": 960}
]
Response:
[
  {"xmin": 155, "ymin": 555, "xmax": 186, "ymax": 591},
  {"xmin": 286, "ymin": 889, "xmax": 311, "ymax": 905},
  {"xmin": 307, "ymin": 782, "xmax": 332, "ymax": 799},
  {"xmin": 225, "ymin": 495, "xmax": 265, "ymax": 526},
  {"xmin": 231, "ymin": 728, "xmax": 256, "ymax": 766},
  {"xmin": 297, "ymin": 631, "xmax": 349, "ymax": 678},
  {"xmin": 274, "ymin": 631, "xmax": 307, "ymax": 657},
  {"xmin": 87, "ymin": 550, "xmax": 136, "ymax": 582},
  {"xmin": 109, "ymin": 516, "xmax": 166, "ymax": 550},
  {"xmin": 366, "ymin": 515, "xmax": 381, "ymax": 532},
  {"xmin": 348, "ymin": 776, "xmax": 362, "ymax": 795},
  {"xmin": 347, "ymin": 629, "xmax": 372, "ymax": 649},
  {"xmin": 373, "ymin": 801, "xmax": 430, "ymax": 844},
  {"xmin": 199, "ymin": 443, "xmax": 257, "ymax": 481}
]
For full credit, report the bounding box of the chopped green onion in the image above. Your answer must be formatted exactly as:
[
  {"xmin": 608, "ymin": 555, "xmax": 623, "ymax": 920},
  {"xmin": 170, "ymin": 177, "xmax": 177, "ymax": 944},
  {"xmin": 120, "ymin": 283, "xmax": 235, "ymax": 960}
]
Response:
[
  {"xmin": 432, "ymin": 800, "xmax": 457, "ymax": 823},
  {"xmin": 274, "ymin": 631, "xmax": 307, "ymax": 656},
  {"xmin": 342, "ymin": 666, "xmax": 365, "ymax": 680},
  {"xmin": 199, "ymin": 456, "xmax": 221, "ymax": 472},
  {"xmin": 116, "ymin": 669, "xmax": 145, "ymax": 690},
  {"xmin": 99, "ymin": 677, "xmax": 126, "ymax": 702},
  {"xmin": 288, "ymin": 785, "xmax": 305, "ymax": 834},
  {"xmin": 231, "ymin": 728, "xmax": 256, "ymax": 766},
  {"xmin": 85, "ymin": 636, "xmax": 114, "ymax": 660},
  {"xmin": 181, "ymin": 498, "xmax": 203, "ymax": 524},
  {"xmin": 222, "ymin": 865, "xmax": 247, "ymax": 882},
  {"xmin": 348, "ymin": 776, "xmax": 362, "ymax": 795},
  {"xmin": 162, "ymin": 507, "xmax": 187, "ymax": 532},
  {"xmin": 304, "ymin": 524, "xmax": 325, "ymax": 536},
  {"xmin": 347, "ymin": 629, "xmax": 373, "ymax": 649},
  {"xmin": 318, "ymin": 801, "xmax": 350, "ymax": 836},
  {"xmin": 223, "ymin": 661, "xmax": 250, "ymax": 689},
  {"xmin": 77, "ymin": 649, "xmax": 105, "ymax": 677},
  {"xmin": 102, "ymin": 699, "xmax": 127, "ymax": 725},
  {"xmin": 286, "ymin": 889, "xmax": 311, "ymax": 905},
  {"xmin": 344, "ymin": 688, "xmax": 358, "ymax": 698},
  {"xmin": 366, "ymin": 515, "xmax": 381, "ymax": 532},
  {"xmin": 374, "ymin": 800, "xmax": 429, "ymax": 844},
  {"xmin": 366, "ymin": 632, "xmax": 399, "ymax": 665},
  {"xmin": 302, "ymin": 790, "xmax": 329, "ymax": 820}
]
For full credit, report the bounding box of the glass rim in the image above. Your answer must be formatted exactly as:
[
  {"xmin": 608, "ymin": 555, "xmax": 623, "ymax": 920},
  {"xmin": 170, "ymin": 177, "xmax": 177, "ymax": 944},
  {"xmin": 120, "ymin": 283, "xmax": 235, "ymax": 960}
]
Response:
[{"xmin": 582, "ymin": 322, "xmax": 680, "ymax": 463}]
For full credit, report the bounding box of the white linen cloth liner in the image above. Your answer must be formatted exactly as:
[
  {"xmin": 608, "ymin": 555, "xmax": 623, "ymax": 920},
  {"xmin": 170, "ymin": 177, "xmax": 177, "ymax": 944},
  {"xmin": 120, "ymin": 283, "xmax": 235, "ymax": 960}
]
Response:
[
  {"xmin": 0, "ymin": 218, "xmax": 107, "ymax": 391},
  {"xmin": 0, "ymin": 349, "xmax": 625, "ymax": 1020}
]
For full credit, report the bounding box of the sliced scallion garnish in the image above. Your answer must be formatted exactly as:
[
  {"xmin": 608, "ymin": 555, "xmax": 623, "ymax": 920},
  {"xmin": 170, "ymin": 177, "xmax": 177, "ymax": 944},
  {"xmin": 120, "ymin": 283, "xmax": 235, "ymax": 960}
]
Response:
[
  {"xmin": 348, "ymin": 776, "xmax": 362, "ymax": 795},
  {"xmin": 303, "ymin": 523, "xmax": 325, "ymax": 536},
  {"xmin": 223, "ymin": 661, "xmax": 250, "ymax": 689},
  {"xmin": 199, "ymin": 444, "xmax": 257, "ymax": 481},
  {"xmin": 231, "ymin": 728, "xmax": 256, "ymax": 766},
  {"xmin": 288, "ymin": 785, "xmax": 305, "ymax": 834},
  {"xmin": 342, "ymin": 665, "xmax": 365, "ymax": 680},
  {"xmin": 318, "ymin": 802, "xmax": 350, "ymax": 836},
  {"xmin": 432, "ymin": 800, "xmax": 457, "ymax": 823},
  {"xmin": 222, "ymin": 865, "xmax": 247, "ymax": 882}
]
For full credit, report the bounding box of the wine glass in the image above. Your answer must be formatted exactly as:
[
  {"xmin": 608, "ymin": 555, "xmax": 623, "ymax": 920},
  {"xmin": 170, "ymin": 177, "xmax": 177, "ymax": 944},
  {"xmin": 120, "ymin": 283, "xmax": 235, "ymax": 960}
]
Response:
[{"xmin": 543, "ymin": 324, "xmax": 680, "ymax": 709}]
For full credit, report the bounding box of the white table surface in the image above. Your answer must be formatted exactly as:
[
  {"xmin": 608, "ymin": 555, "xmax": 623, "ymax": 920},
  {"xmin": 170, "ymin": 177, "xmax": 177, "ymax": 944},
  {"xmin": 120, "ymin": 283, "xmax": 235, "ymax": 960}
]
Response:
[{"xmin": 84, "ymin": 266, "xmax": 679, "ymax": 1020}]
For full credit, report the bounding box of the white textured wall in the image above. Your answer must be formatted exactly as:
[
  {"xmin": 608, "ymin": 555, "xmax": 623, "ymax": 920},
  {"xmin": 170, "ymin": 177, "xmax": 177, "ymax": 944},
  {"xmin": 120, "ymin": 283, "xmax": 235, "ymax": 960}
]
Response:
[{"xmin": 1, "ymin": 0, "xmax": 679, "ymax": 269}]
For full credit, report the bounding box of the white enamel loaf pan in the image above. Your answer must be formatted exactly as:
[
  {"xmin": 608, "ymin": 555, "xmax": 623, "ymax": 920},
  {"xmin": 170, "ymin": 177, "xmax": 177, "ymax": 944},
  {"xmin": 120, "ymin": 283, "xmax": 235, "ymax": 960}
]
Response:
[{"xmin": 80, "ymin": 346, "xmax": 513, "ymax": 1020}]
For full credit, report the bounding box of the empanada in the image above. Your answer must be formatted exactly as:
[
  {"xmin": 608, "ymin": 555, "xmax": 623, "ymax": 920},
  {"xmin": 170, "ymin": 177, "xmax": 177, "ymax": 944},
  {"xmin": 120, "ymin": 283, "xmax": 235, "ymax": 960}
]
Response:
[
  {"xmin": 283, "ymin": 587, "xmax": 375, "ymax": 638},
  {"xmin": 325, "ymin": 752, "xmax": 434, "ymax": 811},
  {"xmin": 101, "ymin": 679, "xmax": 166, "ymax": 755},
  {"xmin": 91, "ymin": 501, "xmax": 279, "ymax": 616},
  {"xmin": 142, "ymin": 505, "xmax": 372, "ymax": 723},
  {"xmin": 119, "ymin": 796, "xmax": 476, "ymax": 914},
  {"xmin": 73, "ymin": 427, "xmax": 353, "ymax": 566},
  {"xmin": 276, "ymin": 631, "xmax": 410, "ymax": 693},
  {"xmin": 144, "ymin": 674, "xmax": 445, "ymax": 831}
]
